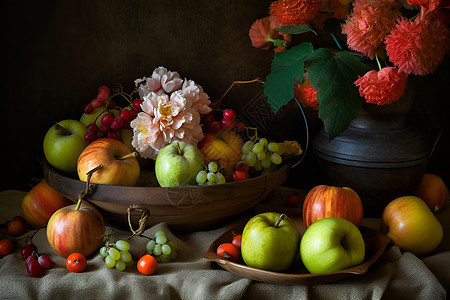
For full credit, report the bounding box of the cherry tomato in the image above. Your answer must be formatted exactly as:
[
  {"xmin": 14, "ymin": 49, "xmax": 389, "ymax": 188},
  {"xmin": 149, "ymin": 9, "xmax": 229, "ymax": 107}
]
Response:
[
  {"xmin": 0, "ymin": 239, "xmax": 14, "ymax": 256},
  {"xmin": 216, "ymin": 243, "xmax": 240, "ymax": 262},
  {"xmin": 234, "ymin": 161, "xmax": 249, "ymax": 173},
  {"xmin": 137, "ymin": 254, "xmax": 158, "ymax": 275},
  {"xmin": 66, "ymin": 253, "xmax": 87, "ymax": 273},
  {"xmin": 285, "ymin": 193, "xmax": 300, "ymax": 208},
  {"xmin": 233, "ymin": 170, "xmax": 249, "ymax": 182},
  {"xmin": 231, "ymin": 235, "xmax": 242, "ymax": 250},
  {"xmin": 8, "ymin": 219, "xmax": 26, "ymax": 236}
]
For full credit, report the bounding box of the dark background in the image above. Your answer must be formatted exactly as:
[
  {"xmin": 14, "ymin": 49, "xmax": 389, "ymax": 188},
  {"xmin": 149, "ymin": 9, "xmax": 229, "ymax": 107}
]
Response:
[{"xmin": 2, "ymin": 0, "xmax": 449, "ymax": 191}]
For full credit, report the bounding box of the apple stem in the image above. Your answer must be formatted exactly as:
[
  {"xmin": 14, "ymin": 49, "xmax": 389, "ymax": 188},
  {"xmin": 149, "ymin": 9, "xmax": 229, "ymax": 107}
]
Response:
[
  {"xmin": 118, "ymin": 152, "xmax": 138, "ymax": 160},
  {"xmin": 274, "ymin": 214, "xmax": 288, "ymax": 228},
  {"xmin": 176, "ymin": 142, "xmax": 182, "ymax": 156},
  {"xmin": 74, "ymin": 198, "xmax": 83, "ymax": 210},
  {"xmin": 54, "ymin": 124, "xmax": 71, "ymax": 135}
]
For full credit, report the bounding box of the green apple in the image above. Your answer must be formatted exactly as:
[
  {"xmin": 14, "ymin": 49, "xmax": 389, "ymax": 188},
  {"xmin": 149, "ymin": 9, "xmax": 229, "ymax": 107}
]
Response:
[
  {"xmin": 241, "ymin": 212, "xmax": 301, "ymax": 272},
  {"xmin": 300, "ymin": 217, "xmax": 365, "ymax": 274},
  {"xmin": 155, "ymin": 141, "xmax": 204, "ymax": 187},
  {"xmin": 80, "ymin": 107, "xmax": 120, "ymax": 127},
  {"xmin": 43, "ymin": 119, "xmax": 88, "ymax": 174}
]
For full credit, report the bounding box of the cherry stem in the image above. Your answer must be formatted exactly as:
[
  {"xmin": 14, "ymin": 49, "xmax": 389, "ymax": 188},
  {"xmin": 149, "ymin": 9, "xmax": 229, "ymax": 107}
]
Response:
[
  {"xmin": 274, "ymin": 214, "xmax": 287, "ymax": 228},
  {"xmin": 118, "ymin": 152, "xmax": 137, "ymax": 160},
  {"xmin": 54, "ymin": 124, "xmax": 71, "ymax": 135}
]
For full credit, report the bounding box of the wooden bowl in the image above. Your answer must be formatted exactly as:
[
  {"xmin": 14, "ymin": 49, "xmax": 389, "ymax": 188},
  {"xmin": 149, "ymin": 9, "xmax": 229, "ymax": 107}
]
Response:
[{"xmin": 44, "ymin": 160, "xmax": 291, "ymax": 232}]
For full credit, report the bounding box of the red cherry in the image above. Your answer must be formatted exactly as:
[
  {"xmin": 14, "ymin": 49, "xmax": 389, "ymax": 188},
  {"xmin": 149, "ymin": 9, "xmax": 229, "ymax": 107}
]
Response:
[
  {"xmin": 234, "ymin": 161, "xmax": 249, "ymax": 173},
  {"xmin": 234, "ymin": 121, "xmax": 246, "ymax": 133},
  {"xmin": 208, "ymin": 121, "xmax": 222, "ymax": 134},
  {"xmin": 220, "ymin": 118, "xmax": 236, "ymax": 129},
  {"xmin": 223, "ymin": 109, "xmax": 236, "ymax": 121},
  {"xmin": 233, "ymin": 170, "xmax": 249, "ymax": 182}
]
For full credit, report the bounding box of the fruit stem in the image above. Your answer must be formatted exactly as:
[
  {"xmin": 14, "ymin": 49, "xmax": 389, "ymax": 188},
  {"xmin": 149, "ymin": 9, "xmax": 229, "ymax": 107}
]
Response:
[
  {"xmin": 74, "ymin": 197, "xmax": 83, "ymax": 211},
  {"xmin": 274, "ymin": 214, "xmax": 287, "ymax": 228},
  {"xmin": 118, "ymin": 152, "xmax": 137, "ymax": 160},
  {"xmin": 54, "ymin": 124, "xmax": 71, "ymax": 135},
  {"xmin": 176, "ymin": 142, "xmax": 182, "ymax": 156}
]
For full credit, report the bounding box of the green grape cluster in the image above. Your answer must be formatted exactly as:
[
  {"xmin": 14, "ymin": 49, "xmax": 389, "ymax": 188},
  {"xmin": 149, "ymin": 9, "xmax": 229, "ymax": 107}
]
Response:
[
  {"xmin": 145, "ymin": 230, "xmax": 178, "ymax": 263},
  {"xmin": 100, "ymin": 236, "xmax": 134, "ymax": 271},
  {"xmin": 241, "ymin": 138, "xmax": 284, "ymax": 172},
  {"xmin": 196, "ymin": 161, "xmax": 226, "ymax": 185}
]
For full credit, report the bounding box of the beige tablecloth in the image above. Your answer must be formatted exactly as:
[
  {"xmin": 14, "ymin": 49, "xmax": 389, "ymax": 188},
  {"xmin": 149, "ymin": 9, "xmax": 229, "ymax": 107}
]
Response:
[{"xmin": 0, "ymin": 189, "xmax": 448, "ymax": 300}]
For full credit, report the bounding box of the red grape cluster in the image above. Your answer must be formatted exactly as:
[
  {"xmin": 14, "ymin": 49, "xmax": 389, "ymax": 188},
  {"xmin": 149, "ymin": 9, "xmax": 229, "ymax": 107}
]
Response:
[
  {"xmin": 21, "ymin": 243, "xmax": 52, "ymax": 277},
  {"xmin": 202, "ymin": 106, "xmax": 245, "ymax": 134},
  {"xmin": 82, "ymin": 85, "xmax": 144, "ymax": 143}
]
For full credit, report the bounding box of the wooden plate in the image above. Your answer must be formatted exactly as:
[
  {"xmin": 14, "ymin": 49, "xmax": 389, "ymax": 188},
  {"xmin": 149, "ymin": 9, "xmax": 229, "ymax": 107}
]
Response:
[{"xmin": 202, "ymin": 221, "xmax": 391, "ymax": 285}]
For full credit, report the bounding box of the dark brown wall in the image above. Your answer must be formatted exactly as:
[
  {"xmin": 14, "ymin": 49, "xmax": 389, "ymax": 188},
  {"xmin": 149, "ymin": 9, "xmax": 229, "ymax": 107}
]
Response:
[{"xmin": 2, "ymin": 0, "xmax": 449, "ymax": 191}]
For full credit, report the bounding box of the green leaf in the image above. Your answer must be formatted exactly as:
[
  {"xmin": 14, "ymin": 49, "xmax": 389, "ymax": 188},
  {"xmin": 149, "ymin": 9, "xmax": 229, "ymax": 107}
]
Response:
[
  {"xmin": 276, "ymin": 24, "xmax": 317, "ymax": 35},
  {"xmin": 307, "ymin": 49, "xmax": 367, "ymax": 140},
  {"xmin": 264, "ymin": 42, "xmax": 314, "ymax": 115}
]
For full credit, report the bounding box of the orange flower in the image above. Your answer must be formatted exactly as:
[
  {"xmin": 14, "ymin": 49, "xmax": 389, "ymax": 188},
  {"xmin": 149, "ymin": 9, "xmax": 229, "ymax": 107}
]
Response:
[
  {"xmin": 354, "ymin": 67, "xmax": 408, "ymax": 105},
  {"xmin": 341, "ymin": 0, "xmax": 402, "ymax": 59},
  {"xmin": 294, "ymin": 80, "xmax": 319, "ymax": 110},
  {"xmin": 385, "ymin": 17, "xmax": 450, "ymax": 75},
  {"xmin": 248, "ymin": 16, "xmax": 291, "ymax": 51},
  {"xmin": 270, "ymin": 0, "xmax": 322, "ymax": 25}
]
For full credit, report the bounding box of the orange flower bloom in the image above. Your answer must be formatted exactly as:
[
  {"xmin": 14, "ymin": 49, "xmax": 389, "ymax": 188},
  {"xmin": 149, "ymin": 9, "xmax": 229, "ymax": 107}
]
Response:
[
  {"xmin": 385, "ymin": 17, "xmax": 450, "ymax": 75},
  {"xmin": 249, "ymin": 16, "xmax": 291, "ymax": 51},
  {"xmin": 270, "ymin": 0, "xmax": 322, "ymax": 25},
  {"xmin": 294, "ymin": 80, "xmax": 319, "ymax": 110},
  {"xmin": 354, "ymin": 67, "xmax": 408, "ymax": 105},
  {"xmin": 342, "ymin": 0, "xmax": 402, "ymax": 59}
]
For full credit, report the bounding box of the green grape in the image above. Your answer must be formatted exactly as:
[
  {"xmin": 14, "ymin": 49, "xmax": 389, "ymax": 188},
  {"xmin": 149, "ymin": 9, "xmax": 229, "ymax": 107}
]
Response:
[
  {"xmin": 254, "ymin": 159, "xmax": 263, "ymax": 171},
  {"xmin": 259, "ymin": 138, "xmax": 268, "ymax": 146},
  {"xmin": 105, "ymin": 255, "xmax": 115, "ymax": 268},
  {"xmin": 169, "ymin": 250, "xmax": 178, "ymax": 260},
  {"xmin": 99, "ymin": 246, "xmax": 108, "ymax": 257},
  {"xmin": 245, "ymin": 151, "xmax": 257, "ymax": 167},
  {"xmin": 241, "ymin": 153, "xmax": 246, "ymax": 161},
  {"xmin": 267, "ymin": 142, "xmax": 279, "ymax": 152},
  {"xmin": 207, "ymin": 172, "xmax": 217, "ymax": 183},
  {"xmin": 115, "ymin": 260, "xmax": 126, "ymax": 272},
  {"xmin": 156, "ymin": 235, "xmax": 167, "ymax": 245},
  {"xmin": 120, "ymin": 251, "xmax": 132, "ymax": 263},
  {"xmin": 270, "ymin": 152, "xmax": 282, "ymax": 165},
  {"xmin": 275, "ymin": 144, "xmax": 284, "ymax": 155},
  {"xmin": 108, "ymin": 247, "xmax": 121, "ymax": 260},
  {"xmin": 168, "ymin": 240, "xmax": 178, "ymax": 250},
  {"xmin": 115, "ymin": 240, "xmax": 130, "ymax": 252},
  {"xmin": 162, "ymin": 244, "xmax": 172, "ymax": 255},
  {"xmin": 242, "ymin": 141, "xmax": 254, "ymax": 154},
  {"xmin": 159, "ymin": 254, "xmax": 170, "ymax": 263},
  {"xmin": 154, "ymin": 230, "xmax": 165, "ymax": 238},
  {"xmin": 252, "ymin": 143, "xmax": 264, "ymax": 154},
  {"xmin": 146, "ymin": 239, "xmax": 156, "ymax": 252},
  {"xmin": 215, "ymin": 172, "xmax": 226, "ymax": 184},
  {"xmin": 153, "ymin": 244, "xmax": 162, "ymax": 256},
  {"xmin": 256, "ymin": 151, "xmax": 266, "ymax": 160},
  {"xmin": 261, "ymin": 158, "xmax": 272, "ymax": 169},
  {"xmin": 207, "ymin": 161, "xmax": 218, "ymax": 173},
  {"xmin": 196, "ymin": 170, "xmax": 207, "ymax": 184}
]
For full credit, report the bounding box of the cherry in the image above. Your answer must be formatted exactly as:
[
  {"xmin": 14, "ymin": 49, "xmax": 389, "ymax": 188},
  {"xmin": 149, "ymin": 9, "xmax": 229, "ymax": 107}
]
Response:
[
  {"xmin": 223, "ymin": 109, "xmax": 236, "ymax": 121},
  {"xmin": 233, "ymin": 170, "xmax": 249, "ymax": 182}
]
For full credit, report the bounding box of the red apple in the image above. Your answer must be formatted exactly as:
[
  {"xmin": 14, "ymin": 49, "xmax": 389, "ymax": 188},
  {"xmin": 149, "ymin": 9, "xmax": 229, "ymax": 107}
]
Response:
[
  {"xmin": 46, "ymin": 199, "xmax": 105, "ymax": 258},
  {"xmin": 21, "ymin": 179, "xmax": 73, "ymax": 228},
  {"xmin": 416, "ymin": 174, "xmax": 448, "ymax": 212},
  {"xmin": 198, "ymin": 129, "xmax": 243, "ymax": 179},
  {"xmin": 381, "ymin": 196, "xmax": 443, "ymax": 256},
  {"xmin": 77, "ymin": 138, "xmax": 140, "ymax": 186},
  {"xmin": 302, "ymin": 185, "xmax": 363, "ymax": 228}
]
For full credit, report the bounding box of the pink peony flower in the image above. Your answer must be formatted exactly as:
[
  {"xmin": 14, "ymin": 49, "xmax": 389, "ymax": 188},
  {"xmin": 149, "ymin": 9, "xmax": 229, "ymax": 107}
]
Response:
[
  {"xmin": 131, "ymin": 92, "xmax": 204, "ymax": 160},
  {"xmin": 249, "ymin": 16, "xmax": 291, "ymax": 51},
  {"xmin": 270, "ymin": 0, "xmax": 322, "ymax": 25},
  {"xmin": 354, "ymin": 67, "xmax": 408, "ymax": 105},
  {"xmin": 385, "ymin": 17, "xmax": 450, "ymax": 76},
  {"xmin": 342, "ymin": 0, "xmax": 402, "ymax": 59},
  {"xmin": 135, "ymin": 66, "xmax": 184, "ymax": 99},
  {"xmin": 181, "ymin": 79, "xmax": 212, "ymax": 115}
]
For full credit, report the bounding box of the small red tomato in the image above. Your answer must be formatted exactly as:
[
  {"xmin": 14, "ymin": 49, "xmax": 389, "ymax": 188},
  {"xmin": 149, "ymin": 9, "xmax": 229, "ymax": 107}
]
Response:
[
  {"xmin": 231, "ymin": 235, "xmax": 242, "ymax": 250},
  {"xmin": 66, "ymin": 253, "xmax": 87, "ymax": 273},
  {"xmin": 137, "ymin": 254, "xmax": 158, "ymax": 275},
  {"xmin": 8, "ymin": 219, "xmax": 26, "ymax": 236},
  {"xmin": 234, "ymin": 161, "xmax": 249, "ymax": 173},
  {"xmin": 285, "ymin": 193, "xmax": 300, "ymax": 208},
  {"xmin": 0, "ymin": 239, "xmax": 14, "ymax": 256},
  {"xmin": 216, "ymin": 243, "xmax": 240, "ymax": 262},
  {"xmin": 233, "ymin": 170, "xmax": 250, "ymax": 182}
]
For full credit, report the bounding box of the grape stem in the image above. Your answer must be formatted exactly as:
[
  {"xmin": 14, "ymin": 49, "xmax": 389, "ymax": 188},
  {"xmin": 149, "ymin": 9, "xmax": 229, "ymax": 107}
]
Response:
[
  {"xmin": 274, "ymin": 214, "xmax": 287, "ymax": 228},
  {"xmin": 218, "ymin": 78, "xmax": 263, "ymax": 108},
  {"xmin": 76, "ymin": 164, "xmax": 103, "ymax": 210}
]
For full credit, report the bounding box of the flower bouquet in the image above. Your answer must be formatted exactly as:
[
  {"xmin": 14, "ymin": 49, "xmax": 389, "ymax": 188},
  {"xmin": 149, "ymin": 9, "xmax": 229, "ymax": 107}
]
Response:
[{"xmin": 249, "ymin": 0, "xmax": 449, "ymax": 139}]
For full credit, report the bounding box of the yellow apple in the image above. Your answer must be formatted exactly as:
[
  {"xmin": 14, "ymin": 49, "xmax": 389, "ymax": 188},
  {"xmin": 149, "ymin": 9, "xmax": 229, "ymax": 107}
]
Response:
[
  {"xmin": 380, "ymin": 196, "xmax": 443, "ymax": 256},
  {"xmin": 197, "ymin": 129, "xmax": 243, "ymax": 179}
]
